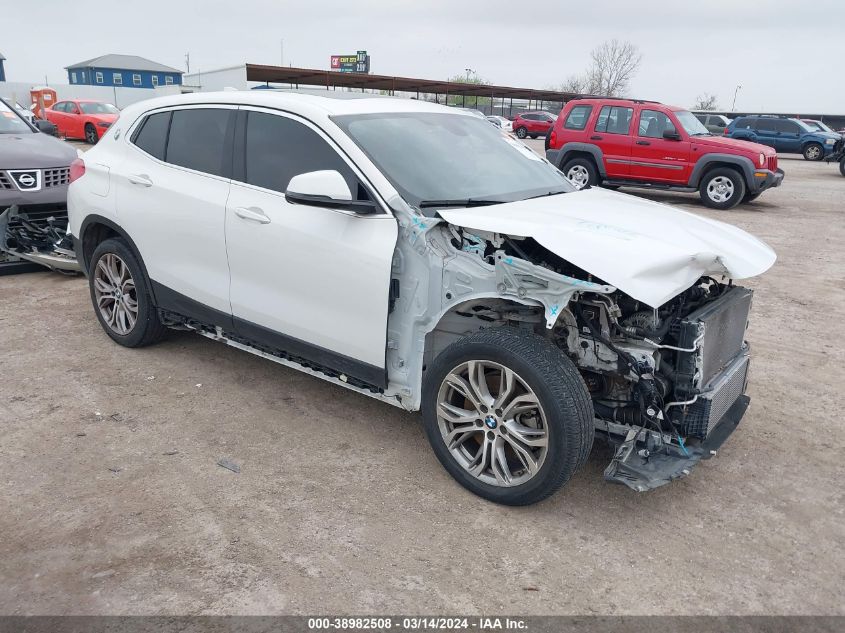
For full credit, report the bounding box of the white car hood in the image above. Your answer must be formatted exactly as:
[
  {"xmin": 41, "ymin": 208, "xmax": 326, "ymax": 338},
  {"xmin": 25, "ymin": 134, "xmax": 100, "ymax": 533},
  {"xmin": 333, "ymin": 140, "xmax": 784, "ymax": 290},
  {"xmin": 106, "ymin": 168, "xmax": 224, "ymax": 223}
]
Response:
[{"xmin": 439, "ymin": 187, "xmax": 776, "ymax": 308}]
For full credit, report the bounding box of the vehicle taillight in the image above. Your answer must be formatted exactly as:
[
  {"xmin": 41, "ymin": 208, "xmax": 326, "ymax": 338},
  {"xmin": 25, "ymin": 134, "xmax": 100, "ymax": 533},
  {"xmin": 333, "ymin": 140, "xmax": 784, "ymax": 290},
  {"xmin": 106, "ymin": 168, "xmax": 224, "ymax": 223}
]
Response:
[
  {"xmin": 69, "ymin": 157, "xmax": 85, "ymax": 183},
  {"xmin": 549, "ymin": 129, "xmax": 557, "ymax": 147},
  {"xmin": 723, "ymin": 127, "xmax": 728, "ymax": 135}
]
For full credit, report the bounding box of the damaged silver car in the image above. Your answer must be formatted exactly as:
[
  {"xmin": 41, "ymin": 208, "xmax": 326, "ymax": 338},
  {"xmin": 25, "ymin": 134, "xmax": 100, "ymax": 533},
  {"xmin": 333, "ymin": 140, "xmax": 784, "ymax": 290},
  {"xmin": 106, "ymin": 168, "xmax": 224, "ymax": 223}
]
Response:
[
  {"xmin": 0, "ymin": 97, "xmax": 79, "ymax": 273},
  {"xmin": 67, "ymin": 92, "xmax": 775, "ymax": 505}
]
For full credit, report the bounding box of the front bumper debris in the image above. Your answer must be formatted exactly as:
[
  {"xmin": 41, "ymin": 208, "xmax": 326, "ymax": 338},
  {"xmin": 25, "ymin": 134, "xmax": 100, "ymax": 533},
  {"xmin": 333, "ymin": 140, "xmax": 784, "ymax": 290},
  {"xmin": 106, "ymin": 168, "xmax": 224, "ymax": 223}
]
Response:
[
  {"xmin": 750, "ymin": 168, "xmax": 784, "ymax": 193},
  {"xmin": 0, "ymin": 205, "xmax": 80, "ymax": 273},
  {"xmin": 602, "ymin": 395, "xmax": 750, "ymax": 492}
]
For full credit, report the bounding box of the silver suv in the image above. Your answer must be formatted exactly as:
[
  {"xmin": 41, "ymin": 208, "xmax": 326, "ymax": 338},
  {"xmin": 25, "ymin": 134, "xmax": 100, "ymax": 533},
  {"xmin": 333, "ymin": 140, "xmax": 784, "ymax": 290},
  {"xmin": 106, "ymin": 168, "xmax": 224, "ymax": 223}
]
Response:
[
  {"xmin": 67, "ymin": 91, "xmax": 776, "ymax": 504},
  {"xmin": 0, "ymin": 97, "xmax": 79, "ymax": 272}
]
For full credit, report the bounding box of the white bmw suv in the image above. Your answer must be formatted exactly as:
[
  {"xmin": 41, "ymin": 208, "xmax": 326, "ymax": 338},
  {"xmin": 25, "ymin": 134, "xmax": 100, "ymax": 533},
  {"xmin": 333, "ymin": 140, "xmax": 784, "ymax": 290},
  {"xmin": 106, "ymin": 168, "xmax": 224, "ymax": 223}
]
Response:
[{"xmin": 67, "ymin": 91, "xmax": 775, "ymax": 505}]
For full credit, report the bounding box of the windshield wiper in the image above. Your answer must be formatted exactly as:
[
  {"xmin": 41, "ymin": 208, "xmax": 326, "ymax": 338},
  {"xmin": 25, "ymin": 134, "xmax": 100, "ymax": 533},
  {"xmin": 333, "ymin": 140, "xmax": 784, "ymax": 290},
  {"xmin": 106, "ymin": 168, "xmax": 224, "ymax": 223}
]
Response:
[
  {"xmin": 525, "ymin": 189, "xmax": 570, "ymax": 200},
  {"xmin": 417, "ymin": 198, "xmax": 508, "ymax": 209}
]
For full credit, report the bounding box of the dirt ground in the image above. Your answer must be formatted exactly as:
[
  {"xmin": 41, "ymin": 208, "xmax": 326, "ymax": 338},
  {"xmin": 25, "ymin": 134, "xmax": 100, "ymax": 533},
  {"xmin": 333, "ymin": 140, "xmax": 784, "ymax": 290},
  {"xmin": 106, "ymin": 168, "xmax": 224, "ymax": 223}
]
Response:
[{"xmin": 1, "ymin": 148, "xmax": 843, "ymax": 616}]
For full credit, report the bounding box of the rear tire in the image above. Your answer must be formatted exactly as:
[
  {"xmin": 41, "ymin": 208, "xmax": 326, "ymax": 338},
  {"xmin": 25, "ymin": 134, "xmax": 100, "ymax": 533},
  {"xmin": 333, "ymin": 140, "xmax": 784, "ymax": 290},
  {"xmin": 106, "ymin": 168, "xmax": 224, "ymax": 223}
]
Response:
[
  {"xmin": 422, "ymin": 327, "xmax": 594, "ymax": 506},
  {"xmin": 89, "ymin": 238, "xmax": 167, "ymax": 348},
  {"xmin": 839, "ymin": 157, "xmax": 845, "ymax": 177},
  {"xmin": 561, "ymin": 157, "xmax": 598, "ymax": 190},
  {"xmin": 515, "ymin": 126, "xmax": 527, "ymax": 139},
  {"xmin": 803, "ymin": 143, "xmax": 823, "ymax": 161},
  {"xmin": 84, "ymin": 123, "xmax": 98, "ymax": 145},
  {"xmin": 699, "ymin": 167, "xmax": 745, "ymax": 210}
]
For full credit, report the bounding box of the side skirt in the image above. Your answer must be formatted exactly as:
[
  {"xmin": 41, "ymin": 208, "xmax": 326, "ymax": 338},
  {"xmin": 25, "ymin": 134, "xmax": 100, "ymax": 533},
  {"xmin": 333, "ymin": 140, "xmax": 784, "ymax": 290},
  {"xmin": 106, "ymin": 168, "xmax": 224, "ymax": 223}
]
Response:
[{"xmin": 191, "ymin": 325, "xmax": 406, "ymax": 410}]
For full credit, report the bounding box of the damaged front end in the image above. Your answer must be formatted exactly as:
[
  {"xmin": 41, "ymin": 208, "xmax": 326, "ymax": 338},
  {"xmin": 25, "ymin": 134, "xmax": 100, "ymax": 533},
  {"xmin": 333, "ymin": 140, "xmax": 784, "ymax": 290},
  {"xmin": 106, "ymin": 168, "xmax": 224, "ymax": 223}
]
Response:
[
  {"xmin": 440, "ymin": 225, "xmax": 759, "ymax": 493},
  {"xmin": 0, "ymin": 205, "xmax": 80, "ymax": 273}
]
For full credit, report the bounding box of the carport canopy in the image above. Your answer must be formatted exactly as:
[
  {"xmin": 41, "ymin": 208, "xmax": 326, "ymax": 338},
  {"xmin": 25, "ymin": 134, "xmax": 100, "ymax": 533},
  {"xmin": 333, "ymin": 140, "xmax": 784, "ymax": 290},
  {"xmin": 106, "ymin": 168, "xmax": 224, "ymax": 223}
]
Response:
[{"xmin": 245, "ymin": 64, "xmax": 580, "ymax": 110}]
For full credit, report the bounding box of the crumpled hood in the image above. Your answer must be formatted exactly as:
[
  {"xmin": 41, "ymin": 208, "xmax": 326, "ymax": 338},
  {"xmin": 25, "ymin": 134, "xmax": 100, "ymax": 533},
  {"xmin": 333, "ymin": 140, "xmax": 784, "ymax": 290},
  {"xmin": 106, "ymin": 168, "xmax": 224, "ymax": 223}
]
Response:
[
  {"xmin": 0, "ymin": 133, "xmax": 77, "ymax": 169},
  {"xmin": 439, "ymin": 188, "xmax": 776, "ymax": 308}
]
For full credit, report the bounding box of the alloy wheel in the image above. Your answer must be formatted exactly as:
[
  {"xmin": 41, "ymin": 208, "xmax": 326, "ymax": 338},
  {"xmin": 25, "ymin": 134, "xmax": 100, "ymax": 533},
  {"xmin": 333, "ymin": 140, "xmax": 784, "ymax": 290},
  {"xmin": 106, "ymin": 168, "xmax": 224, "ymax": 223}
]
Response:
[
  {"xmin": 85, "ymin": 126, "xmax": 98, "ymax": 144},
  {"xmin": 706, "ymin": 175, "xmax": 735, "ymax": 204},
  {"xmin": 436, "ymin": 360, "xmax": 549, "ymax": 487},
  {"xmin": 93, "ymin": 253, "xmax": 138, "ymax": 335},
  {"xmin": 566, "ymin": 165, "xmax": 590, "ymax": 189},
  {"xmin": 805, "ymin": 145, "xmax": 822, "ymax": 160}
]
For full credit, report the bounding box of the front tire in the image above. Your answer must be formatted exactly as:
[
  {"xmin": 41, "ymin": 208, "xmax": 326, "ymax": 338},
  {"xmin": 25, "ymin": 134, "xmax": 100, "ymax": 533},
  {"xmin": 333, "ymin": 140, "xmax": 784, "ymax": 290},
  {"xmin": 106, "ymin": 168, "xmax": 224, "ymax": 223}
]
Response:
[
  {"xmin": 515, "ymin": 126, "xmax": 527, "ymax": 139},
  {"xmin": 803, "ymin": 142, "xmax": 823, "ymax": 161},
  {"xmin": 840, "ymin": 157, "xmax": 845, "ymax": 177},
  {"xmin": 699, "ymin": 167, "xmax": 745, "ymax": 210},
  {"xmin": 84, "ymin": 123, "xmax": 99, "ymax": 145},
  {"xmin": 422, "ymin": 328, "xmax": 594, "ymax": 506},
  {"xmin": 561, "ymin": 157, "xmax": 598, "ymax": 190},
  {"xmin": 89, "ymin": 238, "xmax": 167, "ymax": 347}
]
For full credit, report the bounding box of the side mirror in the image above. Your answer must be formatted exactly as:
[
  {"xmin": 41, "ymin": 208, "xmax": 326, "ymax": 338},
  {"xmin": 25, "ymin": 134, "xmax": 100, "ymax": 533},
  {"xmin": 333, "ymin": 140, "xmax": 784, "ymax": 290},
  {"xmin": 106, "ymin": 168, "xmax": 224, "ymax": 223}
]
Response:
[
  {"xmin": 662, "ymin": 129, "xmax": 681, "ymax": 141},
  {"xmin": 34, "ymin": 120, "xmax": 58, "ymax": 136},
  {"xmin": 285, "ymin": 170, "xmax": 377, "ymax": 214}
]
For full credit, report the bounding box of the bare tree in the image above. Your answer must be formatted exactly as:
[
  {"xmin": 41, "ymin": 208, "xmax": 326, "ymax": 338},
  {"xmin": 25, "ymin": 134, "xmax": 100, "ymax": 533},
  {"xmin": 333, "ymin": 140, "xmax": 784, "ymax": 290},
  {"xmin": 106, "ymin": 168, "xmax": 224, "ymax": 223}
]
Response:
[
  {"xmin": 587, "ymin": 40, "xmax": 642, "ymax": 97},
  {"xmin": 693, "ymin": 93, "xmax": 719, "ymax": 111},
  {"xmin": 558, "ymin": 74, "xmax": 590, "ymax": 94},
  {"xmin": 556, "ymin": 40, "xmax": 642, "ymax": 97}
]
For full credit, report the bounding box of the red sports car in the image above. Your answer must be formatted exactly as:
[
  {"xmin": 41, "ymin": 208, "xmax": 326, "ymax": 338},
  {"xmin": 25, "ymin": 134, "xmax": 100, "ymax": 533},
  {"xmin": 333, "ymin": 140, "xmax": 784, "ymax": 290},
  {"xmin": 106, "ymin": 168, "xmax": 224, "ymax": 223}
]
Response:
[{"xmin": 45, "ymin": 99, "xmax": 119, "ymax": 144}]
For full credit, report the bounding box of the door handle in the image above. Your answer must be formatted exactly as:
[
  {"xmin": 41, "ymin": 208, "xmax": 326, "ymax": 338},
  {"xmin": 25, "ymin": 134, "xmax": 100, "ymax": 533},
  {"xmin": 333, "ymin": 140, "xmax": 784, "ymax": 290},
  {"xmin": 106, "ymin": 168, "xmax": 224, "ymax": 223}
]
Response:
[
  {"xmin": 128, "ymin": 173, "xmax": 153, "ymax": 187},
  {"xmin": 234, "ymin": 206, "xmax": 271, "ymax": 224},
  {"xmin": 636, "ymin": 140, "xmax": 651, "ymax": 146},
  {"xmin": 590, "ymin": 135, "xmax": 603, "ymax": 140}
]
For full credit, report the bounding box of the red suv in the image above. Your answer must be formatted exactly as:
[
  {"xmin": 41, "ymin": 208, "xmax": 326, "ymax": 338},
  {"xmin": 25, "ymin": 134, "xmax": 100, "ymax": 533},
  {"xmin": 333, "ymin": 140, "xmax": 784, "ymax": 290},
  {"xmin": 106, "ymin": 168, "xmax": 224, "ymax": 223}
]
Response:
[
  {"xmin": 512, "ymin": 111, "xmax": 556, "ymax": 140},
  {"xmin": 546, "ymin": 98, "xmax": 784, "ymax": 209}
]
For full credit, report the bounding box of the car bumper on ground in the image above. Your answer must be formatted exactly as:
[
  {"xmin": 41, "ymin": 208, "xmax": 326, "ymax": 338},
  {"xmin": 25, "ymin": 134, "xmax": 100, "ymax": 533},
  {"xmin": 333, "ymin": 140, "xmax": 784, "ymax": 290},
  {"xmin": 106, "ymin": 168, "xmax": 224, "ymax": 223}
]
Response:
[
  {"xmin": 750, "ymin": 167, "xmax": 784, "ymax": 193},
  {"xmin": 602, "ymin": 394, "xmax": 750, "ymax": 492},
  {"xmin": 0, "ymin": 204, "xmax": 80, "ymax": 273}
]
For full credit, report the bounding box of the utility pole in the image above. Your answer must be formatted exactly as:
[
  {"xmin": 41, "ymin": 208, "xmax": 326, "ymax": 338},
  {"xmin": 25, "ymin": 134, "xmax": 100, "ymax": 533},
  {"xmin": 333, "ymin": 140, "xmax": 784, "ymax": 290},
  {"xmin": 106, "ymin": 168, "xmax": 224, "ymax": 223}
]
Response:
[
  {"xmin": 731, "ymin": 84, "xmax": 742, "ymax": 111},
  {"xmin": 465, "ymin": 68, "xmax": 475, "ymax": 82},
  {"xmin": 280, "ymin": 39, "xmax": 284, "ymax": 66},
  {"xmin": 185, "ymin": 53, "xmax": 190, "ymax": 74}
]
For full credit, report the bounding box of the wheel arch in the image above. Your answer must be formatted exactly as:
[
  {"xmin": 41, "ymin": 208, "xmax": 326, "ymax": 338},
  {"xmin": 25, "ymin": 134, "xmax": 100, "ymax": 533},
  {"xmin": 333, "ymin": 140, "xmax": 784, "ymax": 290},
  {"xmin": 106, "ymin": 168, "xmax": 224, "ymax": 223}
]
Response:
[
  {"xmin": 556, "ymin": 142, "xmax": 606, "ymax": 177},
  {"xmin": 78, "ymin": 215, "xmax": 157, "ymax": 303},
  {"xmin": 689, "ymin": 154, "xmax": 755, "ymax": 188},
  {"xmin": 422, "ymin": 296, "xmax": 545, "ymax": 379}
]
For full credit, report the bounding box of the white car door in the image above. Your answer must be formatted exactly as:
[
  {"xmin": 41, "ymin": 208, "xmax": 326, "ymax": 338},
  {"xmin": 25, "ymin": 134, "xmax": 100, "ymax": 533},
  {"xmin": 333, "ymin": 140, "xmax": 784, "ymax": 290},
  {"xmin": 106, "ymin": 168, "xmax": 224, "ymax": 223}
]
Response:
[
  {"xmin": 224, "ymin": 108, "xmax": 398, "ymax": 387},
  {"xmin": 116, "ymin": 105, "xmax": 236, "ymax": 320}
]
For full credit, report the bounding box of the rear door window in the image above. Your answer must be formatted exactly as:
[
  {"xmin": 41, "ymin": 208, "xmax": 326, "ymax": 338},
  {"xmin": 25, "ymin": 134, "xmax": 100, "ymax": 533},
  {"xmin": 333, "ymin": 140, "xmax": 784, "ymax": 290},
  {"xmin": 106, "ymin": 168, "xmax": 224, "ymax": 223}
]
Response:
[
  {"xmin": 564, "ymin": 105, "xmax": 592, "ymax": 130},
  {"xmin": 165, "ymin": 108, "xmax": 233, "ymax": 177},
  {"xmin": 595, "ymin": 106, "xmax": 633, "ymax": 135},
  {"xmin": 131, "ymin": 111, "xmax": 171, "ymax": 161}
]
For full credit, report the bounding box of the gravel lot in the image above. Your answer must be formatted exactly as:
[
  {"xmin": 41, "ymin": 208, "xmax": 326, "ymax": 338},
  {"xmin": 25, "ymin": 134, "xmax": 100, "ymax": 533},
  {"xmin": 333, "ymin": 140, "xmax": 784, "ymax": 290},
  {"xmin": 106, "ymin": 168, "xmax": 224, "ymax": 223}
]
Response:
[{"xmin": 1, "ymin": 145, "xmax": 843, "ymax": 615}]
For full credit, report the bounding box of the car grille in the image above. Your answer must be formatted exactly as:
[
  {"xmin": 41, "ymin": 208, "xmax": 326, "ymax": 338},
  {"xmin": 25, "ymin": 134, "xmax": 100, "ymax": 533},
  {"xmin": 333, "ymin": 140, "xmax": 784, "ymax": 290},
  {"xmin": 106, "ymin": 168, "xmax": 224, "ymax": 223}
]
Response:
[
  {"xmin": 767, "ymin": 155, "xmax": 778, "ymax": 172},
  {"xmin": 0, "ymin": 168, "xmax": 69, "ymax": 190},
  {"xmin": 43, "ymin": 167, "xmax": 70, "ymax": 188},
  {"xmin": 679, "ymin": 351, "xmax": 750, "ymax": 438}
]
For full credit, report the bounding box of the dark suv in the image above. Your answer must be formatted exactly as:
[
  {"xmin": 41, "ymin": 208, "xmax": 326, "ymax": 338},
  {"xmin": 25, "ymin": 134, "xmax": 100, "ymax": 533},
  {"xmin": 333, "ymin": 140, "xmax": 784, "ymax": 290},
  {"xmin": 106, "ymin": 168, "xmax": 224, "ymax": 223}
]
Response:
[
  {"xmin": 727, "ymin": 115, "xmax": 841, "ymax": 161},
  {"xmin": 0, "ymin": 97, "xmax": 79, "ymax": 272}
]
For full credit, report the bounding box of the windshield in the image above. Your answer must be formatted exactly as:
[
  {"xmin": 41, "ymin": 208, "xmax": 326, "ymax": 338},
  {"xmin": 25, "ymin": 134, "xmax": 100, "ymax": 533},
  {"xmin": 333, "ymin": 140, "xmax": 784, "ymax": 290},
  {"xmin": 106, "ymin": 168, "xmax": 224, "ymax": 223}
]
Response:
[
  {"xmin": 0, "ymin": 100, "xmax": 33, "ymax": 134},
  {"xmin": 79, "ymin": 102, "xmax": 119, "ymax": 115},
  {"xmin": 675, "ymin": 110, "xmax": 710, "ymax": 135},
  {"xmin": 333, "ymin": 112, "xmax": 573, "ymax": 209},
  {"xmin": 804, "ymin": 120, "xmax": 833, "ymax": 133}
]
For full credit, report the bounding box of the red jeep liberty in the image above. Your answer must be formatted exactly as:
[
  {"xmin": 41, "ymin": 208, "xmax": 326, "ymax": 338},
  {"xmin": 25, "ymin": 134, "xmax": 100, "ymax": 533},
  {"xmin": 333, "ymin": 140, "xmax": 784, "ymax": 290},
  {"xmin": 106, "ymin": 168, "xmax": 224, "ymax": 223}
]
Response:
[{"xmin": 546, "ymin": 98, "xmax": 784, "ymax": 209}]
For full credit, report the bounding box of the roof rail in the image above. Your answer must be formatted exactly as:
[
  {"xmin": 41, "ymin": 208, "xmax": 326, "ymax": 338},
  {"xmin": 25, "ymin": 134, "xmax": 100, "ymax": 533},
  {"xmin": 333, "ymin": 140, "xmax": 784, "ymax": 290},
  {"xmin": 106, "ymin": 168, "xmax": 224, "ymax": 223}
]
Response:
[{"xmin": 568, "ymin": 95, "xmax": 661, "ymax": 105}]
